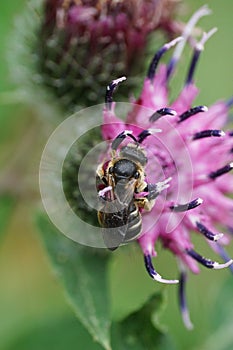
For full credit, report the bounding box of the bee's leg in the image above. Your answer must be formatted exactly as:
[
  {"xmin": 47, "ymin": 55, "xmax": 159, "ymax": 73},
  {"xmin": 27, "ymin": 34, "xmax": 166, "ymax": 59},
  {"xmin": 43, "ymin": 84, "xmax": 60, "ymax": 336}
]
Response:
[
  {"xmin": 96, "ymin": 177, "xmax": 109, "ymax": 206},
  {"xmin": 96, "ymin": 164, "xmax": 108, "ymax": 188},
  {"xmin": 135, "ymin": 197, "xmax": 155, "ymax": 211},
  {"xmin": 98, "ymin": 186, "xmax": 112, "ymax": 199},
  {"xmin": 96, "ymin": 175, "xmax": 108, "ymax": 187},
  {"xmin": 136, "ymin": 177, "xmax": 171, "ymax": 200},
  {"xmin": 135, "ymin": 177, "xmax": 172, "ymax": 210},
  {"xmin": 96, "ymin": 164, "xmax": 104, "ymax": 180},
  {"xmin": 146, "ymin": 178, "xmax": 172, "ymax": 200}
]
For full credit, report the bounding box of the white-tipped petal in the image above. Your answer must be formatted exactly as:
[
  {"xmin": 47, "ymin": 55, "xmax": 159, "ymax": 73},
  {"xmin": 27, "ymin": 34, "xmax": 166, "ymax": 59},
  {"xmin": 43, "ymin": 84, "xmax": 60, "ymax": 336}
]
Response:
[
  {"xmin": 152, "ymin": 272, "xmax": 179, "ymax": 284},
  {"xmin": 200, "ymin": 105, "xmax": 208, "ymax": 112},
  {"xmin": 213, "ymin": 259, "xmax": 233, "ymax": 270},
  {"xmin": 213, "ymin": 233, "xmax": 224, "ymax": 242},
  {"xmin": 172, "ymin": 5, "xmax": 211, "ymax": 63},
  {"xmin": 182, "ymin": 309, "xmax": 194, "ymax": 330},
  {"xmin": 164, "ymin": 36, "xmax": 183, "ymax": 50},
  {"xmin": 147, "ymin": 128, "xmax": 162, "ymax": 134},
  {"xmin": 196, "ymin": 27, "xmax": 218, "ymax": 51},
  {"xmin": 112, "ymin": 76, "xmax": 126, "ymax": 85}
]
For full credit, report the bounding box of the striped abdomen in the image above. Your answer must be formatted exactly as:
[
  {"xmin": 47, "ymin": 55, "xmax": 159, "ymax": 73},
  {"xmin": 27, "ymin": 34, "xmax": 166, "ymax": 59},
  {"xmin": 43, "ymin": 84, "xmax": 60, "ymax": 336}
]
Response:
[{"xmin": 124, "ymin": 201, "xmax": 142, "ymax": 242}]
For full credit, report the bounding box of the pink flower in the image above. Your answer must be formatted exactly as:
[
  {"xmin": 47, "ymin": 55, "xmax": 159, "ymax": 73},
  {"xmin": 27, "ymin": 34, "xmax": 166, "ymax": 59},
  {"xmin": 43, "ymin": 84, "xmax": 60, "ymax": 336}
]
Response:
[{"xmin": 98, "ymin": 6, "xmax": 233, "ymax": 328}]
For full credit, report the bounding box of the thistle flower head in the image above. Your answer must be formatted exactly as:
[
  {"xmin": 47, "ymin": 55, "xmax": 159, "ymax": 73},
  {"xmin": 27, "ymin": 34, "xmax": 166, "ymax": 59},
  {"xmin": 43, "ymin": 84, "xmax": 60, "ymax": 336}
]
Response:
[
  {"xmin": 99, "ymin": 6, "xmax": 233, "ymax": 328},
  {"xmin": 36, "ymin": 0, "xmax": 177, "ymax": 111}
]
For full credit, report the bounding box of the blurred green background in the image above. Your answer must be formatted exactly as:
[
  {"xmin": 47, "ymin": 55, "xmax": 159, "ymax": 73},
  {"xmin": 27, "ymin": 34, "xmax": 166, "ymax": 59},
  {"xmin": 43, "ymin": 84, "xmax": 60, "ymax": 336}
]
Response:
[{"xmin": 0, "ymin": 1, "xmax": 233, "ymax": 349}]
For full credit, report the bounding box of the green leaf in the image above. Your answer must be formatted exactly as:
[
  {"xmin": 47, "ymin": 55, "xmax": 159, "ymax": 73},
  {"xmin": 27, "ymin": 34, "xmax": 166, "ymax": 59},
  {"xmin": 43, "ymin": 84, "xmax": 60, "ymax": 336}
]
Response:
[
  {"xmin": 112, "ymin": 291, "xmax": 174, "ymax": 350},
  {"xmin": 36, "ymin": 213, "xmax": 112, "ymax": 350},
  {"xmin": 36, "ymin": 214, "xmax": 173, "ymax": 350},
  {"xmin": 0, "ymin": 195, "xmax": 15, "ymax": 240},
  {"xmin": 211, "ymin": 276, "xmax": 233, "ymax": 328},
  {"xmin": 197, "ymin": 276, "xmax": 233, "ymax": 350},
  {"xmin": 6, "ymin": 315, "xmax": 103, "ymax": 350}
]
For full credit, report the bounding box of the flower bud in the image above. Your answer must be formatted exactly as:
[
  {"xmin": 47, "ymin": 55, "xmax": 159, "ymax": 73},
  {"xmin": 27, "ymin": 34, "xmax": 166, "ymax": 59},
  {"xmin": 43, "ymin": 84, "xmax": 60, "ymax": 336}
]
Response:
[{"xmin": 9, "ymin": 0, "xmax": 180, "ymax": 115}]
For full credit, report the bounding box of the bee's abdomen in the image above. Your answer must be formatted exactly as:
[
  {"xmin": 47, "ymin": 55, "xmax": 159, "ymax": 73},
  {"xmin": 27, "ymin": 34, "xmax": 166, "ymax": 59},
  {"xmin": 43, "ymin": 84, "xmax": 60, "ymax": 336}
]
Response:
[{"xmin": 125, "ymin": 202, "xmax": 142, "ymax": 242}]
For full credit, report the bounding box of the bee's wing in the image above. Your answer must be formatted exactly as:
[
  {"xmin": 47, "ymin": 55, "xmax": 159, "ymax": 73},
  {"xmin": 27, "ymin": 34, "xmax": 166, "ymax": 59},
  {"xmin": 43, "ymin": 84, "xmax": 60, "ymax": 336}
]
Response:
[
  {"xmin": 114, "ymin": 179, "xmax": 136, "ymax": 206},
  {"xmin": 98, "ymin": 199, "xmax": 129, "ymax": 250},
  {"xmin": 98, "ymin": 180, "xmax": 136, "ymax": 250},
  {"xmin": 102, "ymin": 225, "xmax": 127, "ymax": 251}
]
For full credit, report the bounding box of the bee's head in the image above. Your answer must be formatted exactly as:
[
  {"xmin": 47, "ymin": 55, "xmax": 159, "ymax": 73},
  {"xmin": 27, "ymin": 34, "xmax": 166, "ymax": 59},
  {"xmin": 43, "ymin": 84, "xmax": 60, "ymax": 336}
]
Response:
[{"xmin": 109, "ymin": 158, "xmax": 139, "ymax": 183}]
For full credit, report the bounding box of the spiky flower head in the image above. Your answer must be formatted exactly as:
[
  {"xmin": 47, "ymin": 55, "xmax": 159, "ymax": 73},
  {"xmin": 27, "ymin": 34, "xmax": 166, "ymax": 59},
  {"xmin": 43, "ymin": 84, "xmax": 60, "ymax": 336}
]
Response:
[
  {"xmin": 9, "ymin": 0, "xmax": 180, "ymax": 116},
  {"xmin": 98, "ymin": 6, "xmax": 233, "ymax": 328}
]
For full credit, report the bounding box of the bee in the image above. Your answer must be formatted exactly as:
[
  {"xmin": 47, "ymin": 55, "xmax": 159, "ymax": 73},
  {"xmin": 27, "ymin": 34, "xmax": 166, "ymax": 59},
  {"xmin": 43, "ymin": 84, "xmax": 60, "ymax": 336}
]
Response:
[
  {"xmin": 96, "ymin": 130, "xmax": 170, "ymax": 250},
  {"xmin": 96, "ymin": 77, "xmax": 173, "ymax": 250}
]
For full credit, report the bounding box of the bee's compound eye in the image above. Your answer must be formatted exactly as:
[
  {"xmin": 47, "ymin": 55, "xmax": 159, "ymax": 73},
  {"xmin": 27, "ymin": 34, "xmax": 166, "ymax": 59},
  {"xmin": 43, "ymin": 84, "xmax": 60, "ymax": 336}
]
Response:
[
  {"xmin": 134, "ymin": 171, "xmax": 140, "ymax": 179},
  {"xmin": 109, "ymin": 166, "xmax": 113, "ymax": 174}
]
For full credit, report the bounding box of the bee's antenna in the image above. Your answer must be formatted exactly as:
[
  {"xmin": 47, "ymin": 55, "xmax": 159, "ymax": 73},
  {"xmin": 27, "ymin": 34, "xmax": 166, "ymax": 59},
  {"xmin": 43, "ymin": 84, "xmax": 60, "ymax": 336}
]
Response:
[{"xmin": 105, "ymin": 76, "xmax": 126, "ymax": 110}]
